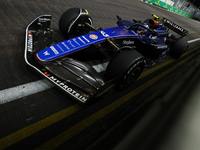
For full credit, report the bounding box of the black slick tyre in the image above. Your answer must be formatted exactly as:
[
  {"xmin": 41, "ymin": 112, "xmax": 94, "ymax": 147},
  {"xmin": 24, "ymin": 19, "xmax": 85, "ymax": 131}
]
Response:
[
  {"xmin": 59, "ymin": 8, "xmax": 92, "ymax": 39},
  {"xmin": 106, "ymin": 49, "xmax": 145, "ymax": 90},
  {"xmin": 170, "ymin": 38, "xmax": 189, "ymax": 59}
]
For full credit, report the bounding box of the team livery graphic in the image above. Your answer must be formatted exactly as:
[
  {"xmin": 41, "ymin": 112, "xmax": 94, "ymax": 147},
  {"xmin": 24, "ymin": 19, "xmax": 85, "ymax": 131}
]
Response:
[{"xmin": 25, "ymin": 8, "xmax": 188, "ymax": 103}]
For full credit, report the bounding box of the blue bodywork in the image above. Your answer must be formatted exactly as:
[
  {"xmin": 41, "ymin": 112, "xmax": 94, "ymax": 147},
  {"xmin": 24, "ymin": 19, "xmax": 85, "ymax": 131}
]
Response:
[
  {"xmin": 25, "ymin": 13, "xmax": 188, "ymax": 103},
  {"xmin": 36, "ymin": 20, "xmax": 169, "ymax": 62}
]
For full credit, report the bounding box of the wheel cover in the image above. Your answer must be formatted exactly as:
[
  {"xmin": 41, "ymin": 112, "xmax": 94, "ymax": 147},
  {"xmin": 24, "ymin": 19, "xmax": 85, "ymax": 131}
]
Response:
[
  {"xmin": 120, "ymin": 64, "xmax": 144, "ymax": 90},
  {"xmin": 126, "ymin": 67, "xmax": 141, "ymax": 83}
]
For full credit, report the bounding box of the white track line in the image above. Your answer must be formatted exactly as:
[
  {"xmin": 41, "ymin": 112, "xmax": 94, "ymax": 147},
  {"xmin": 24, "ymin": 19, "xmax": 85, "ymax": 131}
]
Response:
[
  {"xmin": 0, "ymin": 38, "xmax": 200, "ymax": 105},
  {"xmin": 188, "ymin": 38, "xmax": 200, "ymax": 43},
  {"xmin": 0, "ymin": 79, "xmax": 54, "ymax": 105}
]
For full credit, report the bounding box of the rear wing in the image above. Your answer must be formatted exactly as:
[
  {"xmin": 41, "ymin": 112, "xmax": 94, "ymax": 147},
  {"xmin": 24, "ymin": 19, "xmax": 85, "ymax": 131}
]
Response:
[{"xmin": 162, "ymin": 17, "xmax": 188, "ymax": 37}]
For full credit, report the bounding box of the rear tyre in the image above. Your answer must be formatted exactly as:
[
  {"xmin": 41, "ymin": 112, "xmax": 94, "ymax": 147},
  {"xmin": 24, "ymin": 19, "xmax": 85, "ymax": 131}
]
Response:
[
  {"xmin": 170, "ymin": 38, "xmax": 189, "ymax": 59},
  {"xmin": 106, "ymin": 49, "xmax": 145, "ymax": 90},
  {"xmin": 59, "ymin": 8, "xmax": 92, "ymax": 39}
]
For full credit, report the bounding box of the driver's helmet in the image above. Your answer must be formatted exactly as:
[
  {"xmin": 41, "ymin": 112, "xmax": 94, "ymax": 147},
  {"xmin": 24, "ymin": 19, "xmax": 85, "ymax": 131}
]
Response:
[
  {"xmin": 148, "ymin": 19, "xmax": 159, "ymax": 27},
  {"xmin": 138, "ymin": 23, "xmax": 149, "ymax": 33}
]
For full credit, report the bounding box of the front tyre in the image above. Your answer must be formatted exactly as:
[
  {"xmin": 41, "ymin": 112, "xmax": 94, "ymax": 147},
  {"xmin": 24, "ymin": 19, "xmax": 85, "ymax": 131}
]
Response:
[
  {"xmin": 106, "ymin": 50, "xmax": 145, "ymax": 90},
  {"xmin": 170, "ymin": 38, "xmax": 189, "ymax": 59},
  {"xmin": 59, "ymin": 8, "xmax": 92, "ymax": 39}
]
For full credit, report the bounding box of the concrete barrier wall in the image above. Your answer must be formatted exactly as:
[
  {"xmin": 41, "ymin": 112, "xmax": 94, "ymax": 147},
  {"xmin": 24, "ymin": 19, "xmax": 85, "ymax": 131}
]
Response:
[{"xmin": 144, "ymin": 0, "xmax": 194, "ymax": 19}]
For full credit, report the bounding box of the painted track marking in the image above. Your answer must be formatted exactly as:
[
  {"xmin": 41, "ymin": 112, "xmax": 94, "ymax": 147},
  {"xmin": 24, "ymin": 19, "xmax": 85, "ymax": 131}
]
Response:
[
  {"xmin": 0, "ymin": 79, "xmax": 54, "ymax": 105},
  {"xmin": 188, "ymin": 38, "xmax": 200, "ymax": 43},
  {"xmin": 35, "ymin": 49, "xmax": 200, "ymax": 150}
]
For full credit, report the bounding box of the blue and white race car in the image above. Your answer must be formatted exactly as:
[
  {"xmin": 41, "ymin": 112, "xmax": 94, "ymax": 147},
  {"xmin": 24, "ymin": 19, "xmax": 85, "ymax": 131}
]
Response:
[{"xmin": 25, "ymin": 8, "xmax": 188, "ymax": 103}]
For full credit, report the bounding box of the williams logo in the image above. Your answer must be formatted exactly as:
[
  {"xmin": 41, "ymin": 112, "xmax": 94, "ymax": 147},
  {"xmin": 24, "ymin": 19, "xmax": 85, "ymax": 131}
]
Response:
[
  {"xmin": 43, "ymin": 51, "xmax": 50, "ymax": 56},
  {"xmin": 163, "ymin": 18, "xmax": 184, "ymax": 33}
]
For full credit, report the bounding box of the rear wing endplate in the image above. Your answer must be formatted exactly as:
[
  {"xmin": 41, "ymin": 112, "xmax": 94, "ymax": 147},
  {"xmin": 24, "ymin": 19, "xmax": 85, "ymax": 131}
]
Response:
[{"xmin": 162, "ymin": 17, "xmax": 188, "ymax": 37}]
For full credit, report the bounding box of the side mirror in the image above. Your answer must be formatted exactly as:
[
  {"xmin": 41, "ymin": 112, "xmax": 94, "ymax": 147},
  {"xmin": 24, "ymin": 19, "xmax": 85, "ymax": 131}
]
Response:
[
  {"xmin": 116, "ymin": 15, "xmax": 122, "ymax": 21},
  {"xmin": 133, "ymin": 19, "xmax": 137, "ymax": 23}
]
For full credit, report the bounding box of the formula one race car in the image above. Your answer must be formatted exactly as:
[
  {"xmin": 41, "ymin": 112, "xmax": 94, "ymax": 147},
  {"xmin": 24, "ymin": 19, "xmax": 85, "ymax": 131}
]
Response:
[{"xmin": 25, "ymin": 8, "xmax": 188, "ymax": 103}]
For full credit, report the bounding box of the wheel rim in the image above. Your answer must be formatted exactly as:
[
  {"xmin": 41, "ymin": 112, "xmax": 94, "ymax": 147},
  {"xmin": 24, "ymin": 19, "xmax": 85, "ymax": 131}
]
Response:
[
  {"xmin": 120, "ymin": 65, "xmax": 143, "ymax": 90},
  {"xmin": 126, "ymin": 67, "xmax": 141, "ymax": 83}
]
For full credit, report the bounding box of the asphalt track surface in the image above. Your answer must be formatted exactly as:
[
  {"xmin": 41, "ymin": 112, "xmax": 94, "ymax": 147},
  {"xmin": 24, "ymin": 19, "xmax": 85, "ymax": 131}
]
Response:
[{"xmin": 0, "ymin": 0, "xmax": 200, "ymax": 149}]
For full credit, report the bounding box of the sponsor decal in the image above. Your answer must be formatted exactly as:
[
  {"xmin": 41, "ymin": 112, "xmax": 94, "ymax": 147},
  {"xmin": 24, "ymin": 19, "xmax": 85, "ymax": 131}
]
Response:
[
  {"xmin": 57, "ymin": 44, "xmax": 65, "ymax": 52},
  {"xmin": 73, "ymin": 39, "xmax": 80, "ymax": 45},
  {"xmin": 67, "ymin": 40, "xmax": 75, "ymax": 47},
  {"xmin": 163, "ymin": 18, "xmax": 184, "ymax": 33},
  {"xmin": 78, "ymin": 37, "xmax": 86, "ymax": 44},
  {"xmin": 89, "ymin": 34, "xmax": 98, "ymax": 40},
  {"xmin": 43, "ymin": 51, "xmax": 50, "ymax": 56},
  {"xmin": 61, "ymin": 42, "xmax": 70, "ymax": 50},
  {"xmin": 122, "ymin": 40, "xmax": 135, "ymax": 45},
  {"xmin": 39, "ymin": 18, "xmax": 51, "ymax": 22},
  {"xmin": 156, "ymin": 46, "xmax": 168, "ymax": 49},
  {"xmin": 27, "ymin": 32, "xmax": 33, "ymax": 52},
  {"xmin": 50, "ymin": 46, "xmax": 59, "ymax": 54},
  {"xmin": 100, "ymin": 31, "xmax": 110, "ymax": 38},
  {"xmin": 82, "ymin": 36, "xmax": 90, "ymax": 42},
  {"xmin": 44, "ymin": 72, "xmax": 88, "ymax": 102}
]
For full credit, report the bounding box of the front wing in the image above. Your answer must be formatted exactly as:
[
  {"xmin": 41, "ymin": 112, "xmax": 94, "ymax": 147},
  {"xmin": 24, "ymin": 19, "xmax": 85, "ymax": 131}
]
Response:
[{"xmin": 24, "ymin": 15, "xmax": 99, "ymax": 103}]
